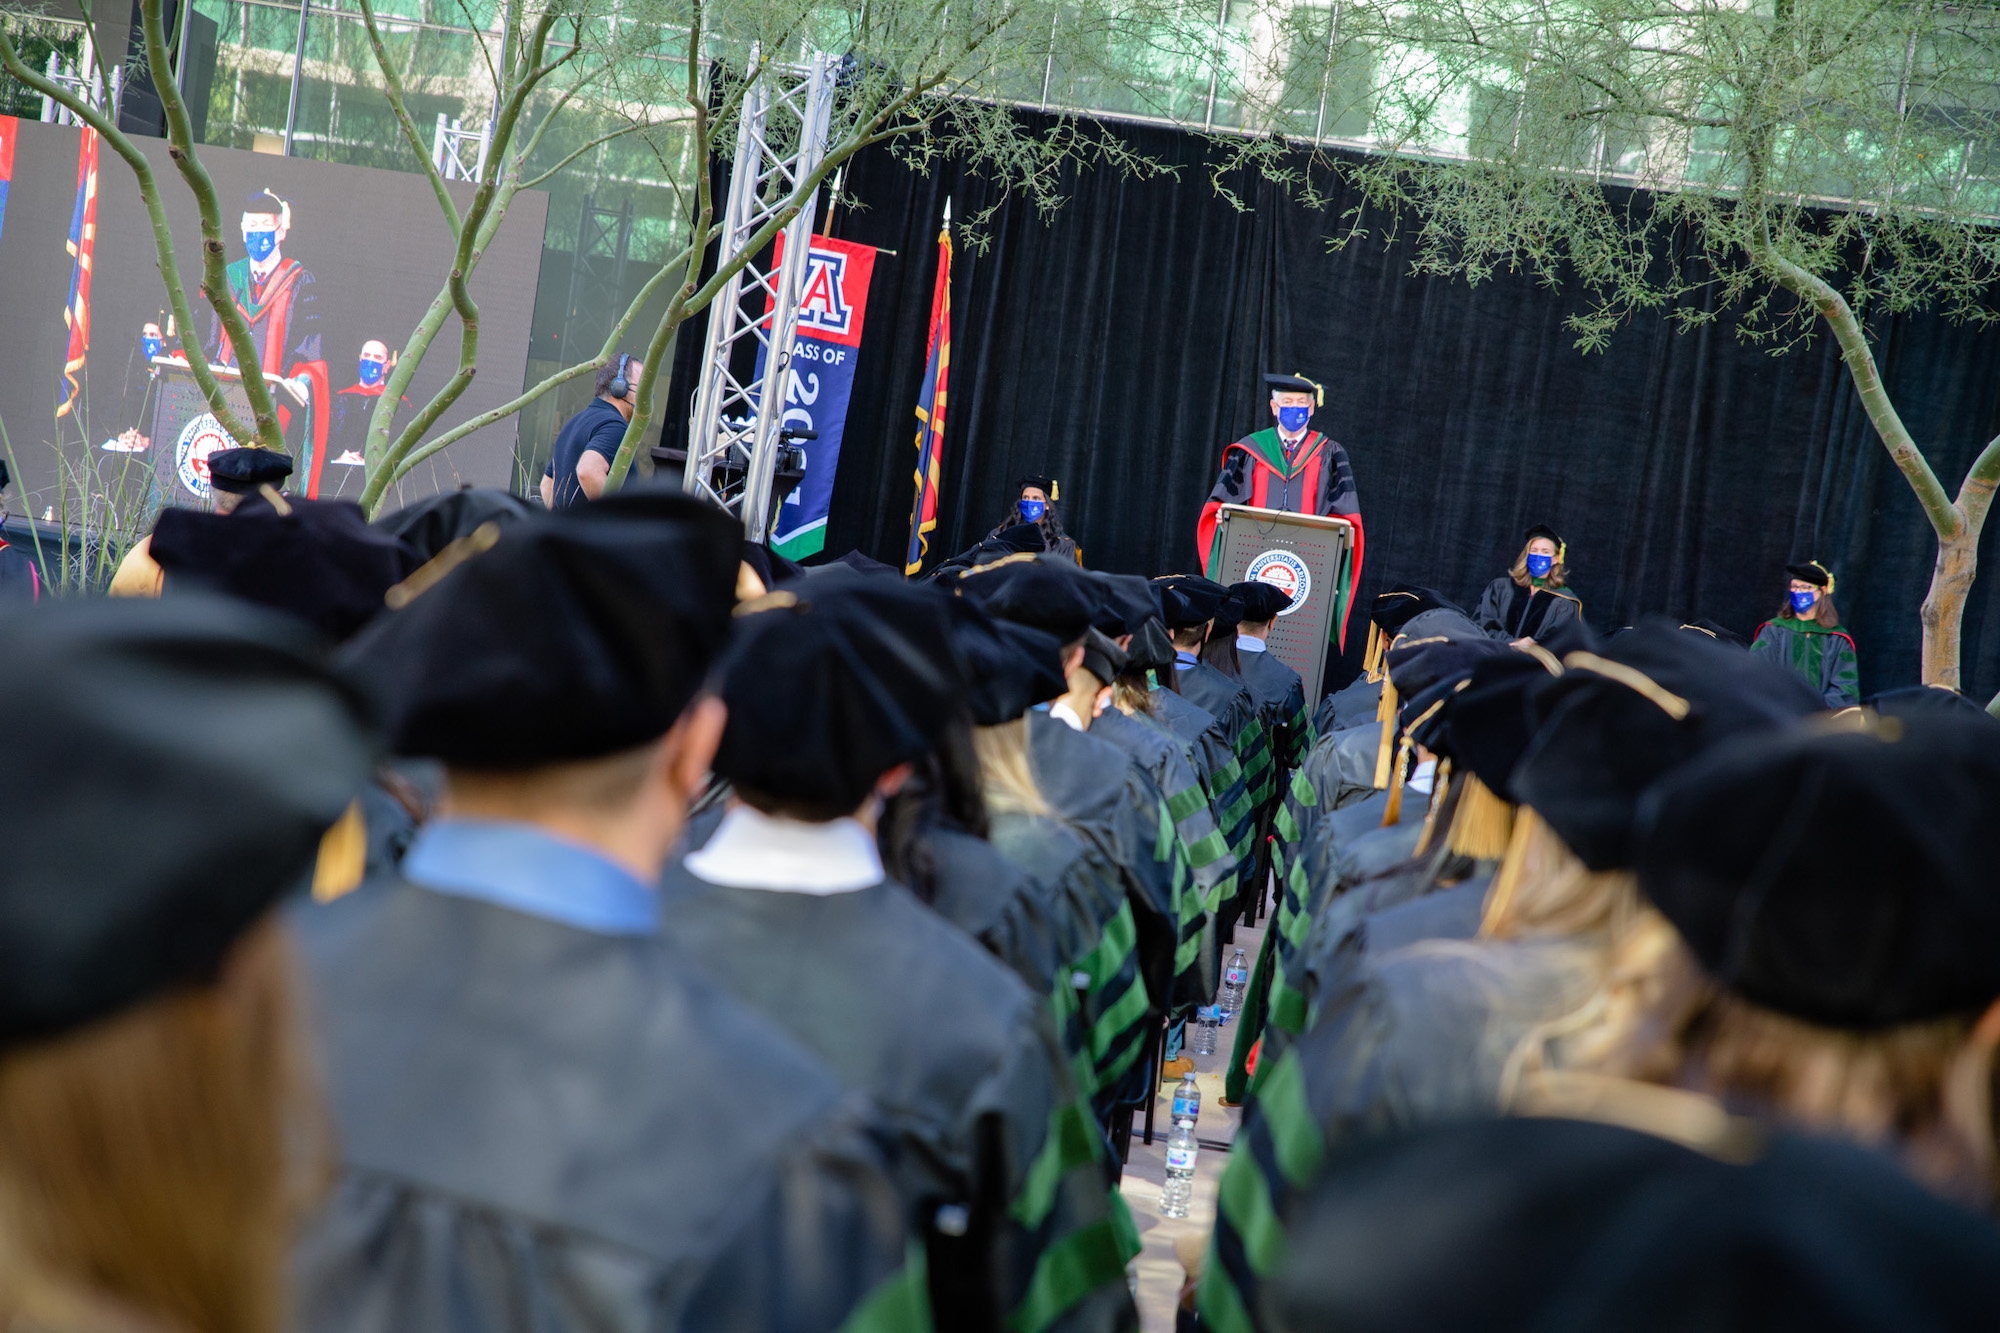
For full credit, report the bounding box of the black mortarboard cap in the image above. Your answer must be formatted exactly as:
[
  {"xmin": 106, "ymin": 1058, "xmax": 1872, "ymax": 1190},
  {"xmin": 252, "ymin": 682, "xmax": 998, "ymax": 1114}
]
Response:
[
  {"xmin": 946, "ymin": 597, "xmax": 1067, "ymax": 725},
  {"xmin": 1154, "ymin": 574, "xmax": 1230, "ymax": 629},
  {"xmin": 1784, "ymin": 561, "xmax": 1833, "ymax": 588},
  {"xmin": 1523, "ymin": 523, "xmax": 1564, "ymax": 548},
  {"xmin": 739, "ymin": 540, "xmax": 805, "ymax": 588},
  {"xmin": 1396, "ymin": 674, "xmax": 1467, "ymax": 760},
  {"xmin": 715, "ymin": 573, "xmax": 962, "ymax": 810},
  {"xmin": 1511, "ymin": 619, "xmax": 1823, "ymax": 870},
  {"xmin": 1211, "ymin": 591, "xmax": 1245, "ymax": 635},
  {"xmin": 373, "ymin": 487, "xmax": 534, "ymax": 561},
  {"xmin": 1445, "ymin": 649, "xmax": 1565, "ymax": 799},
  {"xmin": 1232, "ymin": 580, "xmax": 1293, "ymax": 623},
  {"xmin": 1079, "ymin": 627, "xmax": 1128, "ymax": 687},
  {"xmin": 1269, "ymin": 1115, "xmax": 2000, "ymax": 1333},
  {"xmin": 340, "ymin": 487, "xmax": 740, "ymax": 768},
  {"xmin": 1370, "ymin": 585, "xmax": 1464, "ymax": 634},
  {"xmin": 0, "ymin": 596, "xmax": 377, "ymax": 1044},
  {"xmin": 818, "ymin": 549, "xmax": 899, "ymax": 578},
  {"xmin": 956, "ymin": 554, "xmax": 1099, "ymax": 643},
  {"xmin": 1637, "ymin": 712, "xmax": 2000, "ymax": 1027},
  {"xmin": 206, "ymin": 446, "xmax": 294, "ymax": 495},
  {"xmin": 1016, "ymin": 474, "xmax": 1059, "ymax": 500},
  {"xmin": 152, "ymin": 497, "xmax": 418, "ymax": 642}
]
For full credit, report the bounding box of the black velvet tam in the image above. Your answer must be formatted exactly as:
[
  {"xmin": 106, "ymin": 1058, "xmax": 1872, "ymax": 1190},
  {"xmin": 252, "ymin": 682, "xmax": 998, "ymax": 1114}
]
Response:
[
  {"xmin": 153, "ymin": 497, "xmax": 418, "ymax": 643},
  {"xmin": 1231, "ymin": 580, "xmax": 1293, "ymax": 623},
  {"xmin": 1638, "ymin": 711, "xmax": 2000, "ymax": 1027},
  {"xmin": 1153, "ymin": 574, "xmax": 1230, "ymax": 629},
  {"xmin": 373, "ymin": 487, "xmax": 536, "ymax": 561},
  {"xmin": 1370, "ymin": 585, "xmax": 1465, "ymax": 634},
  {"xmin": 715, "ymin": 572, "xmax": 963, "ymax": 811},
  {"xmin": 1088, "ymin": 572, "xmax": 1161, "ymax": 637},
  {"xmin": 1271, "ymin": 1115, "xmax": 2000, "ymax": 1333},
  {"xmin": 0, "ymin": 596, "xmax": 377, "ymax": 1044},
  {"xmin": 341, "ymin": 487, "xmax": 740, "ymax": 768},
  {"xmin": 1079, "ymin": 627, "xmax": 1129, "ymax": 687},
  {"xmin": 1511, "ymin": 619, "xmax": 1823, "ymax": 870},
  {"xmin": 946, "ymin": 597, "xmax": 1066, "ymax": 725},
  {"xmin": 1445, "ymin": 650, "xmax": 1565, "ymax": 799},
  {"xmin": 206, "ymin": 446, "xmax": 294, "ymax": 494},
  {"xmin": 954, "ymin": 553, "xmax": 1100, "ymax": 643}
]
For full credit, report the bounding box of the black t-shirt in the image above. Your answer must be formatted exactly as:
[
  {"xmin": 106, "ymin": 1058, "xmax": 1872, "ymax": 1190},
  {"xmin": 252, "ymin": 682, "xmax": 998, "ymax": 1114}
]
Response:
[{"xmin": 543, "ymin": 397, "xmax": 629, "ymax": 509}]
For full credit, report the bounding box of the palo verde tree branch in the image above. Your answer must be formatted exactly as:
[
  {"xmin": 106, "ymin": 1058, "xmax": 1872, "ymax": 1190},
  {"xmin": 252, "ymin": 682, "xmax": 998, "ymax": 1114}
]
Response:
[{"xmin": 357, "ymin": 0, "xmax": 463, "ymax": 232}]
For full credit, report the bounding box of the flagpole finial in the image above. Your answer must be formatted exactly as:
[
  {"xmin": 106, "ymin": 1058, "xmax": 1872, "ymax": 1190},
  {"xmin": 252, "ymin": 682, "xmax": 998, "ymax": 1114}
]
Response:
[{"xmin": 942, "ymin": 197, "xmax": 952, "ymax": 225}]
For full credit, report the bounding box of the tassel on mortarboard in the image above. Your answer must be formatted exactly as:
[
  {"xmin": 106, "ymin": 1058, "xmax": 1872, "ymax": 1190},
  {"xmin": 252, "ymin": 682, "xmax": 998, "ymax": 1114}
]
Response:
[
  {"xmin": 1414, "ymin": 760, "xmax": 1453, "ymax": 855},
  {"xmin": 1479, "ymin": 805, "xmax": 1543, "ymax": 934},
  {"xmin": 1363, "ymin": 621, "xmax": 1386, "ymax": 683},
  {"xmin": 1381, "ymin": 733, "xmax": 1414, "ymax": 826},
  {"xmin": 1372, "ymin": 674, "xmax": 1400, "ymax": 789},
  {"xmin": 312, "ymin": 799, "xmax": 367, "ymax": 903},
  {"xmin": 1446, "ymin": 771, "xmax": 1516, "ymax": 861}
]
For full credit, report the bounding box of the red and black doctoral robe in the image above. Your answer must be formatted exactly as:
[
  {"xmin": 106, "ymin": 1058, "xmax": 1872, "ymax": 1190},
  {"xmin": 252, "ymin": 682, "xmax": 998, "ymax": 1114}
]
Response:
[
  {"xmin": 1196, "ymin": 427, "xmax": 1365, "ymax": 647},
  {"xmin": 214, "ymin": 255, "xmax": 331, "ymax": 497}
]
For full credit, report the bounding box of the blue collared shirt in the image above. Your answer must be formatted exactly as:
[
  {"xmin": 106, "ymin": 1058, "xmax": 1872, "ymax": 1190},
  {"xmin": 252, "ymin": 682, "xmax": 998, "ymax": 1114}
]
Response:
[
  {"xmin": 1174, "ymin": 649, "xmax": 1199, "ymax": 671},
  {"xmin": 402, "ymin": 818, "xmax": 659, "ymax": 936}
]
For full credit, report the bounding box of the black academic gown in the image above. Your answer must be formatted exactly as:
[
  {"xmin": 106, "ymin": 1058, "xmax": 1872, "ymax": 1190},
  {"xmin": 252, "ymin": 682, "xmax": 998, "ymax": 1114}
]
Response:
[
  {"xmin": 1474, "ymin": 576, "xmax": 1583, "ymax": 642},
  {"xmin": 1237, "ymin": 648, "xmax": 1309, "ymax": 771},
  {"xmin": 290, "ymin": 878, "xmax": 922, "ymax": 1333},
  {"xmin": 654, "ymin": 866, "xmax": 1137, "ymax": 1333}
]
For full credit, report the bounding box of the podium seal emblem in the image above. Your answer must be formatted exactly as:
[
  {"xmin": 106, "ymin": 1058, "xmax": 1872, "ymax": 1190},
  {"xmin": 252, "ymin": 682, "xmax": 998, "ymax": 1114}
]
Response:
[
  {"xmin": 175, "ymin": 414, "xmax": 234, "ymax": 498},
  {"xmin": 1246, "ymin": 550, "xmax": 1310, "ymax": 615}
]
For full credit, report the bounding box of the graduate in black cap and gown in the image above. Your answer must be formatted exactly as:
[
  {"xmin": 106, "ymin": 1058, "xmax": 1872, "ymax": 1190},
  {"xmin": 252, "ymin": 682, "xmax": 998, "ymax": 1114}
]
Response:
[
  {"xmin": 663, "ymin": 572, "xmax": 1140, "ymax": 1333},
  {"xmin": 0, "ymin": 596, "xmax": 378, "ymax": 1333},
  {"xmin": 295, "ymin": 490, "xmax": 927, "ymax": 1333},
  {"xmin": 1232, "ymin": 579, "xmax": 1312, "ymax": 771}
]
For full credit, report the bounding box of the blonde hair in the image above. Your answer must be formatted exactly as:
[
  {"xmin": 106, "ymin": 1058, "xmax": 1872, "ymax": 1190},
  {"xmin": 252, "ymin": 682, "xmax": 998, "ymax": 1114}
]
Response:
[
  {"xmin": 1479, "ymin": 809, "xmax": 1645, "ymax": 943},
  {"xmin": 973, "ymin": 720, "xmax": 1051, "ymax": 817},
  {"xmin": 0, "ymin": 917, "xmax": 324, "ymax": 1333}
]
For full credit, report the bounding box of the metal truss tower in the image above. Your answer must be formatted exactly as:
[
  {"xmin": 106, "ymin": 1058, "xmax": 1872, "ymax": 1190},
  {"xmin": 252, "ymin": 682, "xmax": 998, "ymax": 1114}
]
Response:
[{"xmin": 683, "ymin": 50, "xmax": 836, "ymax": 542}]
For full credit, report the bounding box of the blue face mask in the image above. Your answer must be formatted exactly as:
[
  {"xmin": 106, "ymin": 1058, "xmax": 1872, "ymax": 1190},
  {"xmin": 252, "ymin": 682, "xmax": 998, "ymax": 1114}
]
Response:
[
  {"xmin": 1019, "ymin": 498, "xmax": 1047, "ymax": 523},
  {"xmin": 1525, "ymin": 552, "xmax": 1554, "ymax": 579},
  {"xmin": 1277, "ymin": 405, "xmax": 1312, "ymax": 434},
  {"xmin": 1789, "ymin": 589, "xmax": 1818, "ymax": 615},
  {"xmin": 141, "ymin": 336, "xmax": 163, "ymax": 361},
  {"xmin": 358, "ymin": 357, "xmax": 386, "ymax": 387},
  {"xmin": 244, "ymin": 229, "xmax": 278, "ymax": 262}
]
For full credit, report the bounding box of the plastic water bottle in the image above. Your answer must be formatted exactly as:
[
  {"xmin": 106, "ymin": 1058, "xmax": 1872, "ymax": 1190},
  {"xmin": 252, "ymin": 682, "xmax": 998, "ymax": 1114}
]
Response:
[
  {"xmin": 1190, "ymin": 1006, "xmax": 1219, "ymax": 1055},
  {"xmin": 1170, "ymin": 1071, "xmax": 1201, "ymax": 1127},
  {"xmin": 1218, "ymin": 949, "xmax": 1249, "ymax": 1022},
  {"xmin": 1159, "ymin": 1122, "xmax": 1198, "ymax": 1218}
]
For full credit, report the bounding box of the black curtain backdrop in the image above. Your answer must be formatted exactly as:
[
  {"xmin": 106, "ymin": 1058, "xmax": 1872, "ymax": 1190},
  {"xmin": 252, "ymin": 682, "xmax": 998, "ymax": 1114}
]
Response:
[{"xmin": 663, "ymin": 111, "xmax": 2000, "ymax": 699}]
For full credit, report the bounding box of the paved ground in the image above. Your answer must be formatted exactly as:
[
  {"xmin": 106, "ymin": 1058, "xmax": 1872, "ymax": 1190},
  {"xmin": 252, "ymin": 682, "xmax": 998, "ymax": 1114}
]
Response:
[{"xmin": 1120, "ymin": 912, "xmax": 1265, "ymax": 1331}]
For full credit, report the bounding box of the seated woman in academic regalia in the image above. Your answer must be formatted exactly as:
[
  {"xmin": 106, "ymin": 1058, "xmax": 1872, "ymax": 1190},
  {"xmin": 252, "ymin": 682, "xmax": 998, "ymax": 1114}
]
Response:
[
  {"xmin": 1475, "ymin": 524, "xmax": 1583, "ymax": 645},
  {"xmin": 985, "ymin": 474, "xmax": 1081, "ymax": 564},
  {"xmin": 1749, "ymin": 559, "xmax": 1859, "ymax": 707}
]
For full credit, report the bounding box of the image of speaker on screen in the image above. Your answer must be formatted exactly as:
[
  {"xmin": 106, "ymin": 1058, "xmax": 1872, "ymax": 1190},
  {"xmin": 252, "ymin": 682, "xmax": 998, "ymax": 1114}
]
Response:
[
  {"xmin": 211, "ymin": 188, "xmax": 332, "ymax": 497},
  {"xmin": 329, "ymin": 340, "xmax": 410, "ymax": 477}
]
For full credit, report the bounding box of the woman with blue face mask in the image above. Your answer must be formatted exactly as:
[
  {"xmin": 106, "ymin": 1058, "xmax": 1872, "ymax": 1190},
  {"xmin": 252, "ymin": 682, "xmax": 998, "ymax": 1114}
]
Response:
[
  {"xmin": 1750, "ymin": 560, "xmax": 1859, "ymax": 706},
  {"xmin": 1475, "ymin": 524, "xmax": 1584, "ymax": 645},
  {"xmin": 985, "ymin": 473, "xmax": 1080, "ymax": 564}
]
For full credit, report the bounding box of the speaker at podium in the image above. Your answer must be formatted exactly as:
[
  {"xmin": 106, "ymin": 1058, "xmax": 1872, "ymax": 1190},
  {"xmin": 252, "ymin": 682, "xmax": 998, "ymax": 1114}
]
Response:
[
  {"xmin": 144, "ymin": 358, "xmax": 306, "ymax": 504},
  {"xmin": 1208, "ymin": 503, "xmax": 1356, "ymax": 704}
]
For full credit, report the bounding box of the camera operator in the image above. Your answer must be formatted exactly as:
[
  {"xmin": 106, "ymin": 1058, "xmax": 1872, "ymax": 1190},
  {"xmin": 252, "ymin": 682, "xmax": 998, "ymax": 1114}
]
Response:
[{"xmin": 540, "ymin": 353, "xmax": 639, "ymax": 509}]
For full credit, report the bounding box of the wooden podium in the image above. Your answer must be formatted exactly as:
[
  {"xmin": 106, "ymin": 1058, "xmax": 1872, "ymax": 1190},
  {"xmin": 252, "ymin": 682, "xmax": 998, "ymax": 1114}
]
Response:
[
  {"xmin": 1209, "ymin": 503, "xmax": 1355, "ymax": 703},
  {"xmin": 146, "ymin": 359, "xmax": 304, "ymax": 504}
]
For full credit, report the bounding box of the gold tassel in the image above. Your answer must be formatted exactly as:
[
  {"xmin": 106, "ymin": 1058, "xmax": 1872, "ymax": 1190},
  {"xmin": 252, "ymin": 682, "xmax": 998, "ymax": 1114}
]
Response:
[
  {"xmin": 1381, "ymin": 734, "xmax": 1413, "ymax": 826},
  {"xmin": 1371, "ymin": 676, "xmax": 1399, "ymax": 788},
  {"xmin": 312, "ymin": 800, "xmax": 367, "ymax": 903},
  {"xmin": 1414, "ymin": 760, "xmax": 1452, "ymax": 854},
  {"xmin": 1362, "ymin": 621, "xmax": 1385, "ymax": 682},
  {"xmin": 1447, "ymin": 772, "xmax": 1516, "ymax": 861},
  {"xmin": 1479, "ymin": 806, "xmax": 1542, "ymax": 934}
]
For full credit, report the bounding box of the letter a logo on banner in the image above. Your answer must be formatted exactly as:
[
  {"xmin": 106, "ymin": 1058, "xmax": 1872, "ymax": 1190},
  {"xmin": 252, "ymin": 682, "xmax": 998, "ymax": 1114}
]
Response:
[{"xmin": 754, "ymin": 234, "xmax": 876, "ymax": 560}]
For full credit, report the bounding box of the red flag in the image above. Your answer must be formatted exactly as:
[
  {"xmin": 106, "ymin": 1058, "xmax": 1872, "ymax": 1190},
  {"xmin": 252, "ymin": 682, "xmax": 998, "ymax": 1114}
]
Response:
[
  {"xmin": 57, "ymin": 127, "xmax": 99, "ymax": 420},
  {"xmin": 904, "ymin": 210, "xmax": 952, "ymax": 575}
]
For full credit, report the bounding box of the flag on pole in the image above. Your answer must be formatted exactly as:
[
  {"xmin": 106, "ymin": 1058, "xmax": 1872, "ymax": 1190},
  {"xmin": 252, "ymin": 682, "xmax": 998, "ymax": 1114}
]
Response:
[
  {"xmin": 57, "ymin": 126, "xmax": 100, "ymax": 421},
  {"xmin": 0, "ymin": 116, "xmax": 18, "ymax": 245},
  {"xmin": 904, "ymin": 202, "xmax": 952, "ymax": 576}
]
